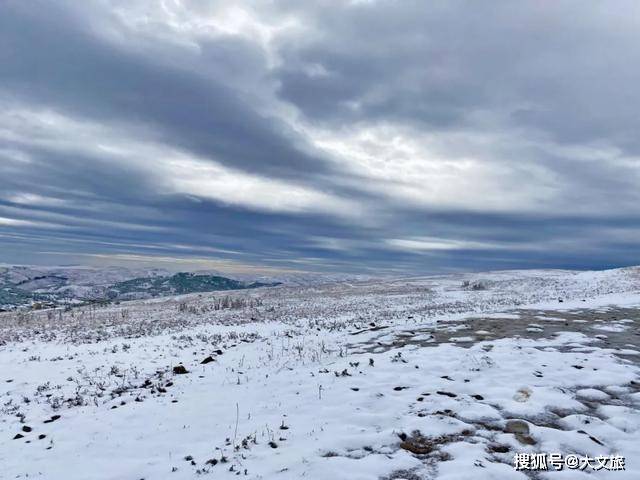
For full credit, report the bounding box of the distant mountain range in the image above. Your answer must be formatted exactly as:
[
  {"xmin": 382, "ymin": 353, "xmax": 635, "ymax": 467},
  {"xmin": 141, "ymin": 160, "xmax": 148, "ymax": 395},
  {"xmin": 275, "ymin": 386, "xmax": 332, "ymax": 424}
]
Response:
[
  {"xmin": 107, "ymin": 272, "xmax": 278, "ymax": 300},
  {"xmin": 0, "ymin": 266, "xmax": 279, "ymax": 310}
]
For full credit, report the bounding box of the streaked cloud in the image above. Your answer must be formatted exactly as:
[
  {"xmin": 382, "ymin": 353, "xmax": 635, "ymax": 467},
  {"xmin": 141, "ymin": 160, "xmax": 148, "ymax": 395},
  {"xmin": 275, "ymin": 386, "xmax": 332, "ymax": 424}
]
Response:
[{"xmin": 0, "ymin": 0, "xmax": 638, "ymax": 273}]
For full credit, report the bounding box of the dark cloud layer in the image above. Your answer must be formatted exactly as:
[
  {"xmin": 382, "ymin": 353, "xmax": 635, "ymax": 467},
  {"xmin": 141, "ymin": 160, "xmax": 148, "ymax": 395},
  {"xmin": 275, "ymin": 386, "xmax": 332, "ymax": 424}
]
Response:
[{"xmin": 0, "ymin": 0, "xmax": 638, "ymax": 274}]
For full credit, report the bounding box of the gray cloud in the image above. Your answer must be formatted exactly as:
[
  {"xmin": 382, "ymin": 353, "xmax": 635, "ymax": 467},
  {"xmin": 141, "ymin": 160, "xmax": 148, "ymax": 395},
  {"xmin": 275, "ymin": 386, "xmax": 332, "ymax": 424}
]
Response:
[
  {"xmin": 0, "ymin": 0, "xmax": 638, "ymax": 274},
  {"xmin": 274, "ymin": 1, "xmax": 640, "ymax": 146},
  {"xmin": 0, "ymin": 1, "xmax": 336, "ymax": 181}
]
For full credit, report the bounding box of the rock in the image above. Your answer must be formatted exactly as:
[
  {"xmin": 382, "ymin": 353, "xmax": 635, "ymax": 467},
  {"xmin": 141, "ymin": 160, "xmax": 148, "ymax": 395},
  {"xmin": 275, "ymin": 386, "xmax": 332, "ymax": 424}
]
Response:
[
  {"xmin": 471, "ymin": 394, "xmax": 484, "ymax": 400},
  {"xmin": 38, "ymin": 434, "xmax": 46, "ymax": 440},
  {"xmin": 504, "ymin": 420, "xmax": 529, "ymax": 435},
  {"xmin": 515, "ymin": 433, "xmax": 536, "ymax": 445},
  {"xmin": 504, "ymin": 420, "xmax": 535, "ymax": 445},
  {"xmin": 399, "ymin": 432, "xmax": 435, "ymax": 455},
  {"xmin": 513, "ymin": 387, "xmax": 532, "ymax": 402},
  {"xmin": 13, "ymin": 433, "xmax": 24, "ymax": 440},
  {"xmin": 44, "ymin": 415, "xmax": 58, "ymax": 424},
  {"xmin": 173, "ymin": 365, "xmax": 189, "ymax": 375},
  {"xmin": 488, "ymin": 444, "xmax": 510, "ymax": 453},
  {"xmin": 400, "ymin": 440, "xmax": 432, "ymax": 454},
  {"xmin": 200, "ymin": 356, "xmax": 215, "ymax": 365},
  {"xmin": 436, "ymin": 391, "xmax": 457, "ymax": 398},
  {"xmin": 22, "ymin": 426, "xmax": 32, "ymax": 433}
]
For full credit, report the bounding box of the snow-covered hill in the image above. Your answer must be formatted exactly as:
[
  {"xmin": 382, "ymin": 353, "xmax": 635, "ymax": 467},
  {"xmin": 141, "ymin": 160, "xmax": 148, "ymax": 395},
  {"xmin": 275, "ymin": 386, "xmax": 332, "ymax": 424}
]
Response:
[{"xmin": 0, "ymin": 265, "xmax": 282, "ymax": 309}]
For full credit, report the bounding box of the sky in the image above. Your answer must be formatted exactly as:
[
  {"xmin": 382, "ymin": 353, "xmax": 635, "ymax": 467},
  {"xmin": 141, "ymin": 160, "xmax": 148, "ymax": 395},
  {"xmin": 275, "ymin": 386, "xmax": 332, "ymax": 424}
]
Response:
[{"xmin": 1, "ymin": 0, "xmax": 639, "ymax": 275}]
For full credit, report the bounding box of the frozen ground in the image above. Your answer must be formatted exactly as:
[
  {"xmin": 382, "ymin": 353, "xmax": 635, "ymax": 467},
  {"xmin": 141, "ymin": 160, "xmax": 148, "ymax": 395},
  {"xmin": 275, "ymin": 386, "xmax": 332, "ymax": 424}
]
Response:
[{"xmin": 1, "ymin": 266, "xmax": 639, "ymax": 479}]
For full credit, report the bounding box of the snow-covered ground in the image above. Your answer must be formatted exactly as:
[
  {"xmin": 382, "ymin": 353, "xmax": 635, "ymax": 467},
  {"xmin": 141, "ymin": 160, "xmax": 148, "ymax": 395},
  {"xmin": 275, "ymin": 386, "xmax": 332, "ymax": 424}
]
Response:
[{"xmin": 1, "ymin": 266, "xmax": 639, "ymax": 479}]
